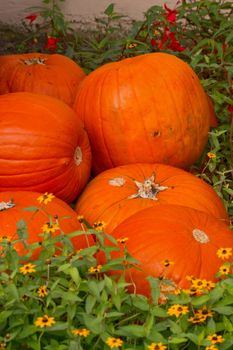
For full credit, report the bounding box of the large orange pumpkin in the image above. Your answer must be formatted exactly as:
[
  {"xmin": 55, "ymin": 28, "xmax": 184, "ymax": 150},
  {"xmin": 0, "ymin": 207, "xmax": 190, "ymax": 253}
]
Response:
[
  {"xmin": 0, "ymin": 53, "xmax": 86, "ymax": 106},
  {"xmin": 0, "ymin": 191, "xmax": 94, "ymax": 259},
  {"xmin": 104, "ymin": 205, "xmax": 233, "ymax": 297},
  {"xmin": 75, "ymin": 163, "xmax": 229, "ymax": 232},
  {"xmin": 73, "ymin": 52, "xmax": 214, "ymax": 174},
  {"xmin": 0, "ymin": 92, "xmax": 91, "ymax": 203}
]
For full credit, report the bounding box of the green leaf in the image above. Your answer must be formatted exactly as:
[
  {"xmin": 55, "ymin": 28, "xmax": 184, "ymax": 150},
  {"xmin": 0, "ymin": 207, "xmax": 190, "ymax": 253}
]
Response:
[
  {"xmin": 117, "ymin": 324, "xmax": 146, "ymax": 337},
  {"xmin": 212, "ymin": 306, "xmax": 233, "ymax": 315},
  {"xmin": 104, "ymin": 3, "xmax": 114, "ymax": 16},
  {"xmin": 85, "ymin": 294, "xmax": 96, "ymax": 314},
  {"xmin": 168, "ymin": 336, "xmax": 188, "ymax": 344},
  {"xmin": 191, "ymin": 294, "xmax": 210, "ymax": 306}
]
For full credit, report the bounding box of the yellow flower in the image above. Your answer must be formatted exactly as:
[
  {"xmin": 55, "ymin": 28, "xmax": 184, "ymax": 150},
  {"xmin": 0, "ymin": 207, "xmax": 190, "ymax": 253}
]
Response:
[
  {"xmin": 0, "ymin": 342, "xmax": 6, "ymax": 349},
  {"xmin": 148, "ymin": 342, "xmax": 167, "ymax": 350},
  {"xmin": 93, "ymin": 221, "xmax": 106, "ymax": 231},
  {"xmin": 88, "ymin": 265, "xmax": 102, "ymax": 273},
  {"xmin": 37, "ymin": 192, "xmax": 55, "ymax": 205},
  {"xmin": 162, "ymin": 259, "xmax": 174, "ymax": 267},
  {"xmin": 0, "ymin": 235, "xmax": 11, "ymax": 243},
  {"xmin": 188, "ymin": 314, "xmax": 207, "ymax": 324},
  {"xmin": 34, "ymin": 314, "xmax": 56, "ymax": 328},
  {"xmin": 205, "ymin": 280, "xmax": 216, "ymax": 291},
  {"xmin": 217, "ymin": 247, "xmax": 232, "ymax": 260},
  {"xmin": 195, "ymin": 306, "xmax": 214, "ymax": 318},
  {"xmin": 19, "ymin": 263, "xmax": 36, "ymax": 275},
  {"xmin": 117, "ymin": 237, "xmax": 129, "ymax": 244},
  {"xmin": 105, "ymin": 337, "xmax": 123, "ymax": 348},
  {"xmin": 128, "ymin": 43, "xmax": 138, "ymax": 49},
  {"xmin": 207, "ymin": 152, "xmax": 216, "ymax": 159},
  {"xmin": 207, "ymin": 334, "xmax": 224, "ymax": 344},
  {"xmin": 190, "ymin": 278, "xmax": 208, "ymax": 290},
  {"xmin": 205, "ymin": 346, "xmax": 218, "ymax": 350},
  {"xmin": 42, "ymin": 222, "xmax": 60, "ymax": 234},
  {"xmin": 167, "ymin": 304, "xmax": 189, "ymax": 317},
  {"xmin": 37, "ymin": 285, "xmax": 48, "ymax": 297},
  {"xmin": 219, "ymin": 264, "xmax": 231, "ymax": 275},
  {"xmin": 77, "ymin": 215, "xmax": 84, "ymax": 223},
  {"xmin": 72, "ymin": 328, "xmax": 90, "ymax": 337}
]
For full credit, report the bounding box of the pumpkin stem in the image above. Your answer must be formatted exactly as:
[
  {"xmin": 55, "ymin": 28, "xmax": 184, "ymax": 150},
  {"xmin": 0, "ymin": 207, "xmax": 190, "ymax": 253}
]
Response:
[
  {"xmin": 0, "ymin": 200, "xmax": 15, "ymax": 211},
  {"xmin": 22, "ymin": 58, "xmax": 47, "ymax": 65},
  {"xmin": 74, "ymin": 146, "xmax": 82, "ymax": 166},
  {"xmin": 128, "ymin": 174, "xmax": 169, "ymax": 200},
  {"xmin": 192, "ymin": 229, "xmax": 210, "ymax": 244}
]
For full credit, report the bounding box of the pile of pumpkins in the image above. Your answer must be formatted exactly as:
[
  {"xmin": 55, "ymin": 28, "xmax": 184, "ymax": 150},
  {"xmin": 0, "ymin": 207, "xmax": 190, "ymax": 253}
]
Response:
[{"xmin": 0, "ymin": 51, "xmax": 232, "ymax": 297}]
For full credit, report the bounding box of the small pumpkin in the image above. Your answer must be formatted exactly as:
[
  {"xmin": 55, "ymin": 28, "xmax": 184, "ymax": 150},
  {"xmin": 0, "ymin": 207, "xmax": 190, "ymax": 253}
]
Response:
[
  {"xmin": 0, "ymin": 53, "xmax": 86, "ymax": 106},
  {"xmin": 74, "ymin": 52, "xmax": 214, "ymax": 174},
  {"xmin": 75, "ymin": 163, "xmax": 229, "ymax": 232},
  {"xmin": 0, "ymin": 92, "xmax": 92, "ymax": 203},
  {"xmin": 104, "ymin": 205, "xmax": 233, "ymax": 297},
  {"xmin": 0, "ymin": 191, "xmax": 94, "ymax": 259}
]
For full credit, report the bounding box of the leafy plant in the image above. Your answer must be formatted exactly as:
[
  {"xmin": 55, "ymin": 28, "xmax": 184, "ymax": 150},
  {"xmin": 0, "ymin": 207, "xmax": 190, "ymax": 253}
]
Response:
[{"xmin": 1, "ymin": 213, "xmax": 233, "ymax": 350}]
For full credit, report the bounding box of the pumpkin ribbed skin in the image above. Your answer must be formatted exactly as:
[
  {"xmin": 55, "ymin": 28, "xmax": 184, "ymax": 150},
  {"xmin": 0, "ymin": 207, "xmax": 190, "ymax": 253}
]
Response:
[
  {"xmin": 105, "ymin": 205, "xmax": 233, "ymax": 296},
  {"xmin": 74, "ymin": 52, "xmax": 212, "ymax": 174},
  {"xmin": 75, "ymin": 163, "xmax": 229, "ymax": 232},
  {"xmin": 0, "ymin": 53, "xmax": 86, "ymax": 106},
  {"xmin": 0, "ymin": 92, "xmax": 91, "ymax": 203},
  {"xmin": 0, "ymin": 191, "xmax": 94, "ymax": 259}
]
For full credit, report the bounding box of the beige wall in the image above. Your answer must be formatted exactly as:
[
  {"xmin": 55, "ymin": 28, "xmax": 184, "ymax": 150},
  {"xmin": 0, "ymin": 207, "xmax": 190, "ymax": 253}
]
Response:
[{"xmin": 1, "ymin": 0, "xmax": 177, "ymax": 26}]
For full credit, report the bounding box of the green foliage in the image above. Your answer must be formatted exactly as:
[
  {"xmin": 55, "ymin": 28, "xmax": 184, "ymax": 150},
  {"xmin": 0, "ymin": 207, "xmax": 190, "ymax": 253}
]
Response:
[{"xmin": 1, "ymin": 219, "xmax": 233, "ymax": 350}]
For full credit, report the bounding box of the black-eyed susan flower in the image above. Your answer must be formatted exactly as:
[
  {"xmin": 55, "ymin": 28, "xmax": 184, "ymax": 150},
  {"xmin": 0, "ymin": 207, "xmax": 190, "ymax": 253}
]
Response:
[
  {"xmin": 190, "ymin": 278, "xmax": 208, "ymax": 290},
  {"xmin": 195, "ymin": 306, "xmax": 214, "ymax": 318},
  {"xmin": 217, "ymin": 247, "xmax": 232, "ymax": 260},
  {"xmin": 37, "ymin": 192, "xmax": 55, "ymax": 205},
  {"xmin": 205, "ymin": 280, "xmax": 216, "ymax": 291},
  {"xmin": 205, "ymin": 346, "xmax": 218, "ymax": 350},
  {"xmin": 148, "ymin": 342, "xmax": 167, "ymax": 350},
  {"xmin": 117, "ymin": 237, "xmax": 129, "ymax": 244},
  {"xmin": 218, "ymin": 264, "xmax": 231, "ymax": 275},
  {"xmin": 162, "ymin": 259, "xmax": 174, "ymax": 267},
  {"xmin": 34, "ymin": 314, "xmax": 55, "ymax": 328},
  {"xmin": 72, "ymin": 328, "xmax": 90, "ymax": 337},
  {"xmin": 128, "ymin": 43, "xmax": 138, "ymax": 49},
  {"xmin": 0, "ymin": 342, "xmax": 6, "ymax": 349},
  {"xmin": 37, "ymin": 285, "xmax": 48, "ymax": 297},
  {"xmin": 207, "ymin": 152, "xmax": 216, "ymax": 159},
  {"xmin": 19, "ymin": 263, "xmax": 36, "ymax": 275},
  {"xmin": 188, "ymin": 314, "xmax": 207, "ymax": 324},
  {"xmin": 0, "ymin": 235, "xmax": 11, "ymax": 243},
  {"xmin": 42, "ymin": 222, "xmax": 60, "ymax": 234},
  {"xmin": 167, "ymin": 304, "xmax": 189, "ymax": 317},
  {"xmin": 77, "ymin": 215, "xmax": 84, "ymax": 223},
  {"xmin": 105, "ymin": 337, "xmax": 123, "ymax": 348},
  {"xmin": 88, "ymin": 265, "xmax": 102, "ymax": 274},
  {"xmin": 207, "ymin": 334, "xmax": 224, "ymax": 344},
  {"xmin": 93, "ymin": 221, "xmax": 106, "ymax": 231}
]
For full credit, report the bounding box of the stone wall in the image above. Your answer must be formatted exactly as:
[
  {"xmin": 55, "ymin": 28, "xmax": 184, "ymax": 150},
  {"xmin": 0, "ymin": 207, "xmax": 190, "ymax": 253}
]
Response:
[{"xmin": 1, "ymin": 0, "xmax": 177, "ymax": 26}]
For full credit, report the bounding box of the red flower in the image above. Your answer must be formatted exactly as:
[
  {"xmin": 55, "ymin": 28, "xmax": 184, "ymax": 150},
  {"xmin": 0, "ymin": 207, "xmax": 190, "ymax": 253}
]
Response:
[
  {"xmin": 44, "ymin": 36, "xmax": 59, "ymax": 51},
  {"xmin": 25, "ymin": 13, "xmax": 38, "ymax": 24},
  {"xmin": 158, "ymin": 28, "xmax": 186, "ymax": 52},
  {"xmin": 164, "ymin": 3, "xmax": 177, "ymax": 23},
  {"xmin": 228, "ymin": 105, "xmax": 233, "ymax": 113},
  {"xmin": 151, "ymin": 38, "xmax": 157, "ymax": 47}
]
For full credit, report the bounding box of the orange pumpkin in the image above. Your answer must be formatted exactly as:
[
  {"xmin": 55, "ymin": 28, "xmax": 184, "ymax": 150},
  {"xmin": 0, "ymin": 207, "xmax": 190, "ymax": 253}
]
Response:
[
  {"xmin": 0, "ymin": 191, "xmax": 94, "ymax": 259},
  {"xmin": 74, "ymin": 52, "xmax": 214, "ymax": 174},
  {"xmin": 75, "ymin": 163, "xmax": 229, "ymax": 232},
  {"xmin": 0, "ymin": 53, "xmax": 86, "ymax": 106},
  {"xmin": 0, "ymin": 92, "xmax": 91, "ymax": 203},
  {"xmin": 104, "ymin": 205, "xmax": 233, "ymax": 297}
]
